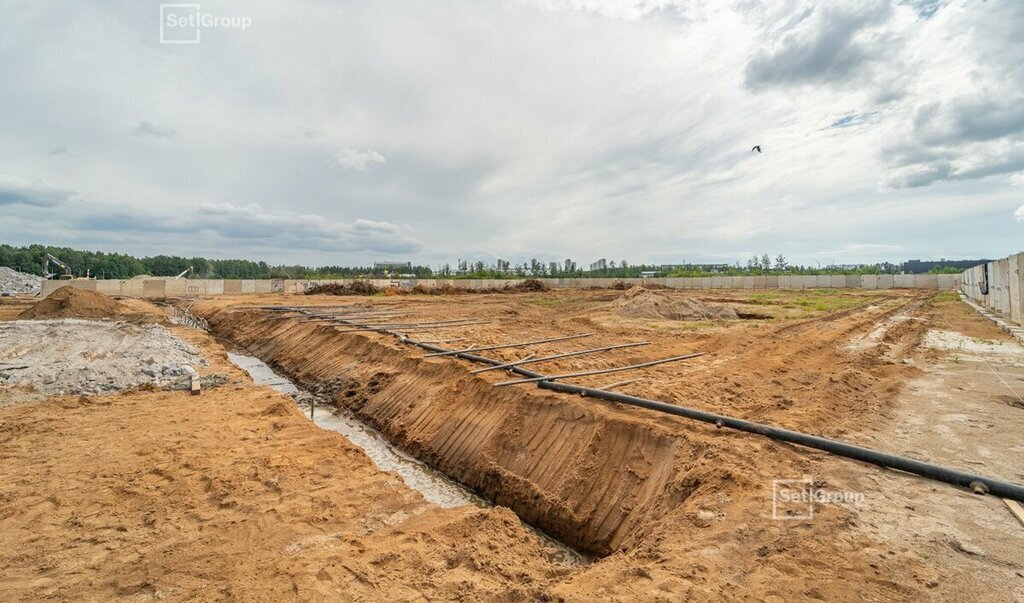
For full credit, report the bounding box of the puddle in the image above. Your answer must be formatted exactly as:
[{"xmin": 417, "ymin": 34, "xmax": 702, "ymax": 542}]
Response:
[{"xmin": 225, "ymin": 349, "xmax": 589, "ymax": 565}]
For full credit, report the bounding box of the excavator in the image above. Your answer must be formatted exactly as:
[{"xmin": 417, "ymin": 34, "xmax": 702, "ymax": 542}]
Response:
[{"xmin": 42, "ymin": 254, "xmax": 74, "ymax": 280}]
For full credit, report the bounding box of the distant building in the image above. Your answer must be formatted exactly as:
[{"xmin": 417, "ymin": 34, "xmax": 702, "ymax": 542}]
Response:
[
  {"xmin": 589, "ymin": 258, "xmax": 607, "ymax": 271},
  {"xmin": 373, "ymin": 261, "xmax": 411, "ymax": 275},
  {"xmin": 549, "ymin": 261, "xmax": 559, "ymax": 275},
  {"xmin": 901, "ymin": 259, "xmax": 990, "ymax": 274}
]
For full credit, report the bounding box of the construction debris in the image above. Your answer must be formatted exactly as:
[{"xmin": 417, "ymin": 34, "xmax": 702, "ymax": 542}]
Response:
[
  {"xmin": 0, "ymin": 267, "xmax": 43, "ymax": 295},
  {"xmin": 306, "ymin": 281, "xmax": 379, "ymax": 296},
  {"xmin": 0, "ymin": 319, "xmax": 204, "ymax": 405}
]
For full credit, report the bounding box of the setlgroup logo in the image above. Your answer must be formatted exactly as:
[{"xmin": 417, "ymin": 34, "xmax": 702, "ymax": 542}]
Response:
[
  {"xmin": 160, "ymin": 4, "xmax": 252, "ymax": 44},
  {"xmin": 772, "ymin": 476, "xmax": 864, "ymax": 520}
]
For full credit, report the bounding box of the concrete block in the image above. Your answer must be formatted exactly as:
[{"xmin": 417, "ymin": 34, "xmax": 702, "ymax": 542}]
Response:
[
  {"xmin": 700, "ymin": 277, "xmax": 713, "ymax": 289},
  {"xmin": 752, "ymin": 276, "xmax": 767, "ymax": 289},
  {"xmin": 877, "ymin": 275, "xmax": 894, "ymax": 289},
  {"xmin": 165, "ymin": 279, "xmax": 187, "ymax": 297},
  {"xmin": 711, "ymin": 277, "xmax": 724, "ymax": 289},
  {"xmin": 730, "ymin": 276, "xmax": 745, "ymax": 289},
  {"xmin": 96, "ymin": 280, "xmax": 122, "ymax": 295},
  {"xmin": 894, "ymin": 274, "xmax": 915, "ymax": 288},
  {"xmin": 915, "ymin": 274, "xmax": 939, "ymax": 290},
  {"xmin": 936, "ymin": 274, "xmax": 957, "ymax": 291},
  {"xmin": 254, "ymin": 280, "xmax": 273, "ymax": 294},
  {"xmin": 816, "ymin": 275, "xmax": 831, "ymax": 288},
  {"xmin": 142, "ymin": 279, "xmax": 166, "ymax": 298},
  {"xmin": 121, "ymin": 280, "xmax": 144, "ymax": 297},
  {"xmin": 223, "ymin": 280, "xmax": 243, "ymax": 294},
  {"xmin": 830, "ymin": 275, "xmax": 846, "ymax": 288},
  {"xmin": 741, "ymin": 276, "xmax": 754, "ymax": 289},
  {"xmin": 764, "ymin": 276, "xmax": 778, "ymax": 289},
  {"xmin": 845, "ymin": 275, "xmax": 860, "ymax": 288},
  {"xmin": 861, "ymin": 275, "xmax": 878, "ymax": 290}
]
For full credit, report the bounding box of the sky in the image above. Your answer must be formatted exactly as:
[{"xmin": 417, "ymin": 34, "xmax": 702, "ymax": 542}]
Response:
[{"xmin": 1, "ymin": 0, "xmax": 1022, "ymax": 268}]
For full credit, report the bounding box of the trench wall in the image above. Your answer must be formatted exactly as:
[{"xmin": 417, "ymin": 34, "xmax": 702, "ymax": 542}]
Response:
[
  {"xmin": 42, "ymin": 273, "xmax": 961, "ymax": 298},
  {"xmin": 961, "ymin": 251, "xmax": 1024, "ymax": 327}
]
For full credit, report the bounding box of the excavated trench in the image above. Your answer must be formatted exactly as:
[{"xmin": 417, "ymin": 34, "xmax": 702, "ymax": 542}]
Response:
[{"xmin": 202, "ymin": 306, "xmax": 718, "ymax": 557}]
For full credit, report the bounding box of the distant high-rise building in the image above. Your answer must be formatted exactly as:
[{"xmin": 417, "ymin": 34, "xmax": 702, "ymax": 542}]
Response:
[{"xmin": 589, "ymin": 258, "xmax": 607, "ymax": 271}]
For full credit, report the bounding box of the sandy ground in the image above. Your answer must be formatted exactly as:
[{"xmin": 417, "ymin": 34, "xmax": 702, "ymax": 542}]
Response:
[{"xmin": 1, "ymin": 288, "xmax": 1022, "ymax": 600}]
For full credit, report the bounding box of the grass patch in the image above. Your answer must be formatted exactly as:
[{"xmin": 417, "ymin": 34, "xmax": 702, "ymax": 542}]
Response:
[{"xmin": 930, "ymin": 291, "xmax": 960, "ymax": 303}]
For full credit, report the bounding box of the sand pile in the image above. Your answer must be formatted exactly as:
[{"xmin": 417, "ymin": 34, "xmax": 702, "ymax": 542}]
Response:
[
  {"xmin": 17, "ymin": 286, "xmax": 127, "ymax": 320},
  {"xmin": 610, "ymin": 286, "xmax": 738, "ymax": 320},
  {"xmin": 0, "ymin": 267, "xmax": 43, "ymax": 295}
]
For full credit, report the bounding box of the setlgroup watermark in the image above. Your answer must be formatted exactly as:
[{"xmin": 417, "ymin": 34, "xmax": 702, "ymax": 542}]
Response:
[
  {"xmin": 772, "ymin": 476, "xmax": 864, "ymax": 520},
  {"xmin": 160, "ymin": 4, "xmax": 252, "ymax": 44}
]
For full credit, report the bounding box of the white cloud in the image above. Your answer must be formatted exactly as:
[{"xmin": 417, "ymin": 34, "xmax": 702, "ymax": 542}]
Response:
[
  {"xmin": 1016, "ymin": 205, "xmax": 1024, "ymax": 223},
  {"xmin": 0, "ymin": 1, "xmax": 1021, "ymax": 265},
  {"xmin": 336, "ymin": 148, "xmax": 386, "ymax": 171}
]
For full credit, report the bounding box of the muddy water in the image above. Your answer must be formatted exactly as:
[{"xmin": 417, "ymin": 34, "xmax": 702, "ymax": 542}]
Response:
[{"xmin": 225, "ymin": 351, "xmax": 589, "ymax": 565}]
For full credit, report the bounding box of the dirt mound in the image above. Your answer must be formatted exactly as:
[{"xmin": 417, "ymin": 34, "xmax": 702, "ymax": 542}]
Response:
[
  {"xmin": 409, "ymin": 280, "xmax": 548, "ymax": 295},
  {"xmin": 305, "ymin": 281, "xmax": 378, "ymax": 296},
  {"xmin": 17, "ymin": 287, "xmax": 127, "ymax": 320},
  {"xmin": 610, "ymin": 286, "xmax": 738, "ymax": 320},
  {"xmin": 510, "ymin": 278, "xmax": 548, "ymax": 292}
]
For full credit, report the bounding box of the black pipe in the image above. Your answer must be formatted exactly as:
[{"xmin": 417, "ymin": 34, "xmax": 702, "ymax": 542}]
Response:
[{"xmin": 399, "ymin": 337, "xmax": 1024, "ymax": 503}]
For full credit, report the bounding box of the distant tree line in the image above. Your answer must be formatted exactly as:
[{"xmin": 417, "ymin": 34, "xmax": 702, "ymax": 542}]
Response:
[
  {"xmin": 0, "ymin": 244, "xmax": 974, "ymax": 280},
  {"xmin": 0, "ymin": 244, "xmax": 433, "ymax": 279}
]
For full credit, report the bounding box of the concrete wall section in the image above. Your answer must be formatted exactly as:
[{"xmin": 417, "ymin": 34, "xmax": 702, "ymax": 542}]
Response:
[
  {"xmin": 38, "ymin": 269, "xmax": 965, "ymax": 299},
  {"xmin": 960, "ymin": 252, "xmax": 1023, "ymax": 328}
]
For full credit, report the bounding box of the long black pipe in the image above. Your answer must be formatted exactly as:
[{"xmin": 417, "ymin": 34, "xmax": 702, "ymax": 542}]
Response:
[
  {"xmin": 293, "ymin": 309, "xmax": 1024, "ymax": 503},
  {"xmin": 393, "ymin": 337, "xmax": 1024, "ymax": 503}
]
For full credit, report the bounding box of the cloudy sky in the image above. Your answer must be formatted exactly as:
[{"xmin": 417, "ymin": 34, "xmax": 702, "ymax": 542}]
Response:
[{"xmin": 1, "ymin": 0, "xmax": 1022, "ymax": 267}]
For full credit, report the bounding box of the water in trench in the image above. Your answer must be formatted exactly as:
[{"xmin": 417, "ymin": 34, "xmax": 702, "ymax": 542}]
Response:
[{"xmin": 226, "ymin": 350, "xmax": 589, "ymax": 565}]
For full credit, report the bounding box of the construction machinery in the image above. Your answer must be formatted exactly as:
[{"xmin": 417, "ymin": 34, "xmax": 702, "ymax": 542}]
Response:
[
  {"xmin": 175, "ymin": 266, "xmax": 194, "ymax": 279},
  {"xmin": 43, "ymin": 254, "xmax": 74, "ymax": 280}
]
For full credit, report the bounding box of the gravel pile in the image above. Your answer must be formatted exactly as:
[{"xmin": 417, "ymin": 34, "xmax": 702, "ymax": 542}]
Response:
[
  {"xmin": 0, "ymin": 267, "xmax": 43, "ymax": 295},
  {"xmin": 0, "ymin": 319, "xmax": 206, "ymax": 405}
]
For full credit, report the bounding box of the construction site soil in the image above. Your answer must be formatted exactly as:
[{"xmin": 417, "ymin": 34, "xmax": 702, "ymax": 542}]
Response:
[
  {"xmin": 17, "ymin": 286, "xmax": 128, "ymax": 320},
  {"xmin": 2, "ymin": 287, "xmax": 1022, "ymax": 600}
]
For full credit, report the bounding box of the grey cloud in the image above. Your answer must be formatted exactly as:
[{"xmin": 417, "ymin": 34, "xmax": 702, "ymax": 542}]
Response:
[
  {"xmin": 886, "ymin": 147, "xmax": 1024, "ymax": 188},
  {"xmin": 46, "ymin": 145, "xmax": 68, "ymax": 155},
  {"xmin": 0, "ymin": 174, "xmax": 71, "ymax": 207},
  {"xmin": 130, "ymin": 121, "xmax": 176, "ymax": 140},
  {"xmin": 745, "ymin": 1, "xmax": 892, "ymax": 89},
  {"xmin": 190, "ymin": 203, "xmax": 420, "ymax": 254},
  {"xmin": 913, "ymin": 97, "xmax": 1024, "ymax": 146}
]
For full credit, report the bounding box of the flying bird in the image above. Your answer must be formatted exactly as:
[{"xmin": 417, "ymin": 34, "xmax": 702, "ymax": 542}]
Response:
[{"xmin": 751, "ymin": 145, "xmax": 762, "ymax": 153}]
